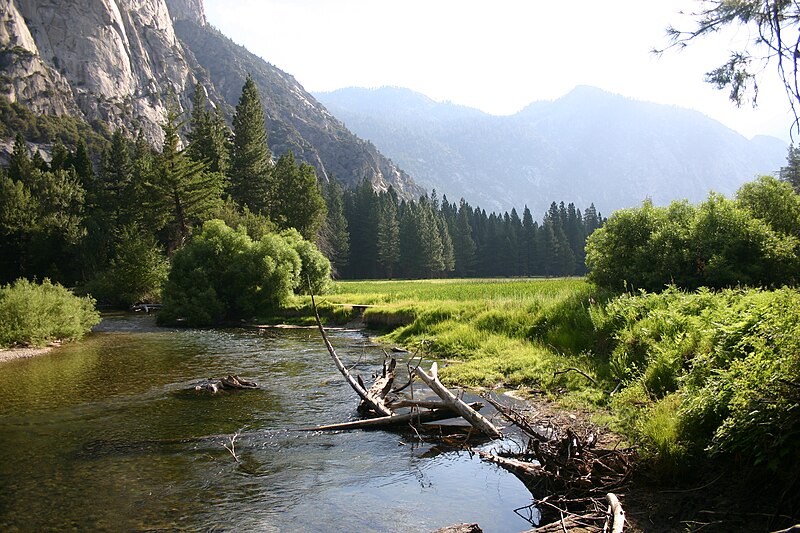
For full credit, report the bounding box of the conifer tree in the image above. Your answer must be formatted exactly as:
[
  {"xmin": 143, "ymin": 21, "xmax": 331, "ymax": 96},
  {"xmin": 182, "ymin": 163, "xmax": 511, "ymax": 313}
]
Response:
[
  {"xmin": 270, "ymin": 150, "xmax": 326, "ymax": 240},
  {"xmin": 230, "ymin": 75, "xmax": 272, "ymax": 214},
  {"xmin": 8, "ymin": 134, "xmax": 31, "ymax": 183},
  {"xmin": 376, "ymin": 194, "xmax": 401, "ymax": 278},
  {"xmin": 453, "ymin": 199, "xmax": 476, "ymax": 276},
  {"xmin": 149, "ymin": 107, "xmax": 224, "ymax": 251},
  {"xmin": 187, "ymin": 82, "xmax": 231, "ymax": 176},
  {"xmin": 780, "ymin": 144, "xmax": 800, "ymax": 193},
  {"xmin": 321, "ymin": 176, "xmax": 350, "ymax": 274}
]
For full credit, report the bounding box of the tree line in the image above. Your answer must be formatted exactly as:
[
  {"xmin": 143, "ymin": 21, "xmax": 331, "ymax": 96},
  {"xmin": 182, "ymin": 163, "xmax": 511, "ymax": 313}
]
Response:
[
  {"xmin": 325, "ymin": 179, "xmax": 604, "ymax": 279},
  {"xmin": 1, "ymin": 74, "xmax": 607, "ymax": 308}
]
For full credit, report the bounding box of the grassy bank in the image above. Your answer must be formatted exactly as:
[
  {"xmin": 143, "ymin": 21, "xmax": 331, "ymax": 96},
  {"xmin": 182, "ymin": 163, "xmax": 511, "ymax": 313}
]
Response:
[{"xmin": 286, "ymin": 278, "xmax": 800, "ymax": 482}]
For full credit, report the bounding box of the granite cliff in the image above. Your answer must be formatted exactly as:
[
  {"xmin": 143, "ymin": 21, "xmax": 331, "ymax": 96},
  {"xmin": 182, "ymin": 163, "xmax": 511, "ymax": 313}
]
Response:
[{"xmin": 0, "ymin": 0, "xmax": 420, "ymax": 196}]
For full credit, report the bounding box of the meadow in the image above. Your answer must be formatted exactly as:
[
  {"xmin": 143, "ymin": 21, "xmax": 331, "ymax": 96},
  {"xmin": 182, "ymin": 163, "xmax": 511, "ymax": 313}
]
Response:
[{"xmin": 288, "ymin": 278, "xmax": 800, "ymax": 480}]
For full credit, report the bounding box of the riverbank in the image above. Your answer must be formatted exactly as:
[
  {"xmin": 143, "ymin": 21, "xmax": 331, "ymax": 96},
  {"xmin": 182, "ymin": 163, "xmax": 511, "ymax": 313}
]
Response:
[{"xmin": 0, "ymin": 345, "xmax": 55, "ymax": 363}]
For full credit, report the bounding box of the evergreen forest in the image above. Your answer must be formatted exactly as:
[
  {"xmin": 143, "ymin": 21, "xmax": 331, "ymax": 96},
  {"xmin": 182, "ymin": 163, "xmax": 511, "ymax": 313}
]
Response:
[{"xmin": 0, "ymin": 77, "xmax": 605, "ymax": 308}]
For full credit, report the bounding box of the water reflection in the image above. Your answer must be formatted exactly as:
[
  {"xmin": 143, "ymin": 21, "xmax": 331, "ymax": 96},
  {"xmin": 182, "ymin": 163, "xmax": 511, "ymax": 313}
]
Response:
[{"xmin": 0, "ymin": 315, "xmax": 532, "ymax": 532}]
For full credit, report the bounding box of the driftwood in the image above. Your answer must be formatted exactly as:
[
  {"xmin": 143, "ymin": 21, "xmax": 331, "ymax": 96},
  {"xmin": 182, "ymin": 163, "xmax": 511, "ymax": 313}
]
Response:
[
  {"xmin": 195, "ymin": 375, "xmax": 258, "ymax": 393},
  {"xmin": 300, "ymin": 402, "xmax": 485, "ymax": 432},
  {"xmin": 605, "ymin": 493, "xmax": 625, "ymax": 533},
  {"xmin": 432, "ymin": 524, "xmax": 483, "ymax": 533},
  {"xmin": 415, "ymin": 362, "xmax": 502, "ymax": 438},
  {"xmin": 311, "ymin": 292, "xmax": 394, "ymax": 417}
]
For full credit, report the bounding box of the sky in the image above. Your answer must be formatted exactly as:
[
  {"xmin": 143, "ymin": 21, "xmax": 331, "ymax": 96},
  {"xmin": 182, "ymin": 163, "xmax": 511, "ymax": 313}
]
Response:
[{"xmin": 203, "ymin": 0, "xmax": 794, "ymax": 142}]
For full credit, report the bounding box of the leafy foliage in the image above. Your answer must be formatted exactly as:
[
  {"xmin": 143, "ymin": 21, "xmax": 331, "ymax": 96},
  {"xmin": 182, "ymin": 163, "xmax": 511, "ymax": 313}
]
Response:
[
  {"xmin": 158, "ymin": 220, "xmax": 329, "ymax": 326},
  {"xmin": 593, "ymin": 287, "xmax": 800, "ymax": 476},
  {"xmin": 82, "ymin": 226, "xmax": 169, "ymax": 307},
  {"xmin": 660, "ymin": 0, "xmax": 800, "ymax": 133},
  {"xmin": 0, "ymin": 278, "xmax": 100, "ymax": 348},
  {"xmin": 586, "ymin": 185, "xmax": 800, "ymax": 291}
]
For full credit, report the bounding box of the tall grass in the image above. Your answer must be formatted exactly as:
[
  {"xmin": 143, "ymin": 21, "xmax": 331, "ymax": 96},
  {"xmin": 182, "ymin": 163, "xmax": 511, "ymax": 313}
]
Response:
[
  {"xmin": 300, "ymin": 278, "xmax": 610, "ymax": 393},
  {"xmin": 297, "ymin": 278, "xmax": 800, "ymax": 478}
]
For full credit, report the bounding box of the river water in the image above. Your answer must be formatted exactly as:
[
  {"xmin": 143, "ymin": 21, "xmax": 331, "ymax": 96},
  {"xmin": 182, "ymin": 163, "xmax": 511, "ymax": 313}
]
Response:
[{"xmin": 0, "ymin": 314, "xmax": 533, "ymax": 532}]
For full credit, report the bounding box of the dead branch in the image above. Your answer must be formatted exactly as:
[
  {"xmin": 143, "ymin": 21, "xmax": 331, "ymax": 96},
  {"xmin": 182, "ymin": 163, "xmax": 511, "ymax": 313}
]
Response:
[
  {"xmin": 299, "ymin": 402, "xmax": 485, "ymax": 432},
  {"xmin": 554, "ymin": 367, "xmax": 597, "ymax": 385},
  {"xmin": 415, "ymin": 362, "xmax": 502, "ymax": 439},
  {"xmin": 605, "ymin": 492, "xmax": 625, "ymax": 533},
  {"xmin": 310, "ymin": 292, "xmax": 393, "ymax": 417},
  {"xmin": 220, "ymin": 431, "xmax": 240, "ymax": 463}
]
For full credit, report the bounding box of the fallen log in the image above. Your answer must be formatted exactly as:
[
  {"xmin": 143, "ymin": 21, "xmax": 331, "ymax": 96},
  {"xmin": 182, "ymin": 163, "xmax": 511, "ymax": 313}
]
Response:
[
  {"xmin": 299, "ymin": 402, "xmax": 485, "ymax": 432},
  {"xmin": 387, "ymin": 399, "xmax": 458, "ymax": 410},
  {"xmin": 606, "ymin": 492, "xmax": 625, "ymax": 533},
  {"xmin": 310, "ymin": 292, "xmax": 393, "ymax": 417},
  {"xmin": 415, "ymin": 362, "xmax": 502, "ymax": 439},
  {"xmin": 195, "ymin": 375, "xmax": 259, "ymax": 393}
]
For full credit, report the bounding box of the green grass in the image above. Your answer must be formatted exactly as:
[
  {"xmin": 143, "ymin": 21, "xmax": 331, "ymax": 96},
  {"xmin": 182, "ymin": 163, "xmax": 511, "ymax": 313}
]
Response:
[
  {"xmin": 282, "ymin": 278, "xmax": 800, "ymax": 480},
  {"xmin": 289, "ymin": 277, "xmax": 610, "ymax": 394}
]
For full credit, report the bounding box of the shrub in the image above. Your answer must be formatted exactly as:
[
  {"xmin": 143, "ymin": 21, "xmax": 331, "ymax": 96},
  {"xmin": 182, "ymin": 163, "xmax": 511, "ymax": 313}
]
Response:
[
  {"xmin": 83, "ymin": 226, "xmax": 169, "ymax": 307},
  {"xmin": 595, "ymin": 287, "xmax": 800, "ymax": 476},
  {"xmin": 586, "ymin": 187, "xmax": 800, "ymax": 291},
  {"xmin": 159, "ymin": 220, "xmax": 330, "ymax": 327},
  {"xmin": 0, "ymin": 278, "xmax": 100, "ymax": 347}
]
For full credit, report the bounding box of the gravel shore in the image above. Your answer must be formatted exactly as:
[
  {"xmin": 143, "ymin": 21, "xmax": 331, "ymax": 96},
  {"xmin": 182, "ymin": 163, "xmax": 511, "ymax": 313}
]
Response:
[{"xmin": 0, "ymin": 346, "xmax": 55, "ymax": 363}]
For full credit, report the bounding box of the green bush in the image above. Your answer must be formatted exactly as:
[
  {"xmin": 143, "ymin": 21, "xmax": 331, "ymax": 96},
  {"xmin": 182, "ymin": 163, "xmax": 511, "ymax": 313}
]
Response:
[
  {"xmin": 595, "ymin": 287, "xmax": 800, "ymax": 476},
  {"xmin": 158, "ymin": 220, "xmax": 330, "ymax": 327},
  {"xmin": 586, "ymin": 186, "xmax": 800, "ymax": 291},
  {"xmin": 83, "ymin": 226, "xmax": 169, "ymax": 307},
  {"xmin": 0, "ymin": 278, "xmax": 100, "ymax": 347}
]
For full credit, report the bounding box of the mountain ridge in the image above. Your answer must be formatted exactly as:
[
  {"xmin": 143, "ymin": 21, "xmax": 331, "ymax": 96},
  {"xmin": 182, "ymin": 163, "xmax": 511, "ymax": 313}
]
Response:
[
  {"xmin": 316, "ymin": 85, "xmax": 786, "ymax": 216},
  {"xmin": 0, "ymin": 0, "xmax": 421, "ymax": 197}
]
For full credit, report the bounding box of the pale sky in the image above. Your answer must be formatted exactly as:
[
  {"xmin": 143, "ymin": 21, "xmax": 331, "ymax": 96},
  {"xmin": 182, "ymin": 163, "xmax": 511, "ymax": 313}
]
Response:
[{"xmin": 203, "ymin": 0, "xmax": 794, "ymax": 142}]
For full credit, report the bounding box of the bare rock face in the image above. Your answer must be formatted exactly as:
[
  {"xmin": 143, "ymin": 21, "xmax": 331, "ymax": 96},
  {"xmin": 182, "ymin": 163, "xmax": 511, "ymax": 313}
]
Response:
[
  {"xmin": 0, "ymin": 0, "xmax": 422, "ymax": 198},
  {"xmin": 164, "ymin": 0, "xmax": 205, "ymax": 25},
  {"xmin": 0, "ymin": 0, "xmax": 78, "ymax": 115},
  {"xmin": 5, "ymin": 0, "xmax": 199, "ymax": 144}
]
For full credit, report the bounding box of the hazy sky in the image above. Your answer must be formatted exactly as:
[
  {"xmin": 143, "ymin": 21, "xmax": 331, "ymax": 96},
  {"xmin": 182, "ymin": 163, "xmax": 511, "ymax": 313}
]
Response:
[{"xmin": 203, "ymin": 0, "xmax": 793, "ymax": 141}]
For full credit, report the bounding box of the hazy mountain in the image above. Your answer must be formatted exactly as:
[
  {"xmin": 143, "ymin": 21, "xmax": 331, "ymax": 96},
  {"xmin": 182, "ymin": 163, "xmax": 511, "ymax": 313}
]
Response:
[
  {"xmin": 315, "ymin": 85, "xmax": 788, "ymax": 216},
  {"xmin": 0, "ymin": 0, "xmax": 421, "ymax": 197}
]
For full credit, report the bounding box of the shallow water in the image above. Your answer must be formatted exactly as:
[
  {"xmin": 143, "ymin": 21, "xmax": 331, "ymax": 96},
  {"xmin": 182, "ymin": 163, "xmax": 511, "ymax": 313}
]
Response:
[{"xmin": 0, "ymin": 314, "xmax": 532, "ymax": 532}]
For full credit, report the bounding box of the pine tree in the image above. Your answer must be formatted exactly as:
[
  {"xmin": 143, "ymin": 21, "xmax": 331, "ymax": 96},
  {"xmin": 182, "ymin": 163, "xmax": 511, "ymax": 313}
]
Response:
[
  {"xmin": 320, "ymin": 176, "xmax": 350, "ymax": 274},
  {"xmin": 187, "ymin": 82, "xmax": 231, "ymax": 175},
  {"xmin": 8, "ymin": 134, "xmax": 31, "ymax": 183},
  {"xmin": 50, "ymin": 140, "xmax": 70, "ymax": 172},
  {"xmin": 271, "ymin": 150, "xmax": 326, "ymax": 240},
  {"xmin": 779, "ymin": 144, "xmax": 800, "ymax": 193},
  {"xmin": 150, "ymin": 107, "xmax": 224, "ymax": 251},
  {"xmin": 230, "ymin": 75, "xmax": 272, "ymax": 214},
  {"xmin": 521, "ymin": 206, "xmax": 537, "ymax": 275},
  {"xmin": 376, "ymin": 194, "xmax": 400, "ymax": 278},
  {"xmin": 453, "ymin": 199, "xmax": 476, "ymax": 276},
  {"xmin": 438, "ymin": 215, "xmax": 455, "ymax": 275}
]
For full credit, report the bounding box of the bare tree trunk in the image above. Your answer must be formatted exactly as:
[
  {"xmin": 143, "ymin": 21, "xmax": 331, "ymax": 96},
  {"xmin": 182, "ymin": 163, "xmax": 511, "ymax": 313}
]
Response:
[
  {"xmin": 415, "ymin": 362, "xmax": 502, "ymax": 438},
  {"xmin": 311, "ymin": 292, "xmax": 393, "ymax": 417},
  {"xmin": 300, "ymin": 402, "xmax": 485, "ymax": 432}
]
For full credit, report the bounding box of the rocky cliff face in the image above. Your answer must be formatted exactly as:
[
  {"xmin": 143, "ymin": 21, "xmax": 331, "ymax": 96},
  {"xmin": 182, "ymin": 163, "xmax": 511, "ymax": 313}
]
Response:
[{"xmin": 0, "ymin": 0, "xmax": 420, "ymax": 197}]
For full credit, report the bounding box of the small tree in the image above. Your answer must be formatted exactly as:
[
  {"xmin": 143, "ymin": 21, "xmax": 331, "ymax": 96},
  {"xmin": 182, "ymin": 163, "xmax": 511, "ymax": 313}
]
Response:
[{"xmin": 159, "ymin": 220, "xmax": 329, "ymax": 326}]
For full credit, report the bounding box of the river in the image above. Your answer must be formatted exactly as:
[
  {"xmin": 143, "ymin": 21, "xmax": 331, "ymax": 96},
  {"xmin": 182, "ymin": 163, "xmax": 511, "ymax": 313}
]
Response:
[{"xmin": 0, "ymin": 314, "xmax": 533, "ymax": 532}]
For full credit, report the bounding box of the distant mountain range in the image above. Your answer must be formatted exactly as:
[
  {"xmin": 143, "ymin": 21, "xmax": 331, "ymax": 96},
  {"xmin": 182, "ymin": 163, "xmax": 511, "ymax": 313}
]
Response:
[
  {"xmin": 315, "ymin": 86, "xmax": 788, "ymax": 216},
  {"xmin": 0, "ymin": 0, "xmax": 421, "ymax": 198}
]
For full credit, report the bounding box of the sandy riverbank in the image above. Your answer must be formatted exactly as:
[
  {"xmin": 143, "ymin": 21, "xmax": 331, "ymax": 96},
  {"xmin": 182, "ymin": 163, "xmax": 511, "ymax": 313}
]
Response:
[{"xmin": 0, "ymin": 345, "xmax": 55, "ymax": 363}]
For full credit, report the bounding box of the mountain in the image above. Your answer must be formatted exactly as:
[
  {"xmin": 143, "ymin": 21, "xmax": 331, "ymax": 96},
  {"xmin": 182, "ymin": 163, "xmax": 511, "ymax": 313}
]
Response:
[
  {"xmin": 315, "ymin": 85, "xmax": 788, "ymax": 216},
  {"xmin": 0, "ymin": 0, "xmax": 421, "ymax": 197}
]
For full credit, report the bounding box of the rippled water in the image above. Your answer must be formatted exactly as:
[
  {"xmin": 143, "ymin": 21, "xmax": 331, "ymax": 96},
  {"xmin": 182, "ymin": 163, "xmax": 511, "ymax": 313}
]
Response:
[{"xmin": 0, "ymin": 314, "xmax": 532, "ymax": 532}]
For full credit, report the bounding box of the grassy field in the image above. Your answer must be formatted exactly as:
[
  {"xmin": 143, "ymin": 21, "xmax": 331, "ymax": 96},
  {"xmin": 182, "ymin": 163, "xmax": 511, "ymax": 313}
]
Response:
[
  {"xmin": 285, "ymin": 278, "xmax": 800, "ymax": 482},
  {"xmin": 292, "ymin": 278, "xmax": 611, "ymax": 401}
]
